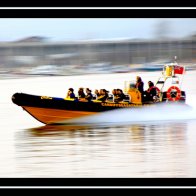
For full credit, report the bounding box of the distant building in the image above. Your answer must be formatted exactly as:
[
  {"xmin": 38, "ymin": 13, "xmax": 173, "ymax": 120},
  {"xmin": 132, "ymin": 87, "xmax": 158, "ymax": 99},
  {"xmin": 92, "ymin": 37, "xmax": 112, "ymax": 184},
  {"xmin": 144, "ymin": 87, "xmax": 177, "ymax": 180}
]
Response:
[
  {"xmin": 0, "ymin": 35, "xmax": 196, "ymax": 68},
  {"xmin": 15, "ymin": 36, "xmax": 47, "ymax": 43}
]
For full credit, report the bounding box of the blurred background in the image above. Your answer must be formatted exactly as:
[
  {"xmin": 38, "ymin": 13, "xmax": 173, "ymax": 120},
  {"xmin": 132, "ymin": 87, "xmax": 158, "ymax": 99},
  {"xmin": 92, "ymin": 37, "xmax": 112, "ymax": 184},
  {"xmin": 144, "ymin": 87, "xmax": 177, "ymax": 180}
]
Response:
[{"xmin": 0, "ymin": 18, "xmax": 196, "ymax": 78}]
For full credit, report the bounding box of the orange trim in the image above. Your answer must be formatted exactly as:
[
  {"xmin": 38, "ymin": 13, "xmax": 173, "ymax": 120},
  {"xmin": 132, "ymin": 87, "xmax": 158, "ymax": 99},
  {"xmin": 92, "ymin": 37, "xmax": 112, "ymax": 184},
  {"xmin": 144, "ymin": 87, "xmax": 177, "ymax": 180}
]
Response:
[{"xmin": 23, "ymin": 106, "xmax": 97, "ymax": 124}]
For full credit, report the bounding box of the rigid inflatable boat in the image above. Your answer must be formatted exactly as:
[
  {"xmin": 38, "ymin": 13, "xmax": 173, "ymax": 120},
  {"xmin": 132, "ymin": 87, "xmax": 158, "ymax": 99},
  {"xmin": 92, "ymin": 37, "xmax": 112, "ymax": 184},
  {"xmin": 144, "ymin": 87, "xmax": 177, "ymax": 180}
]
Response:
[{"xmin": 12, "ymin": 62, "xmax": 186, "ymax": 124}]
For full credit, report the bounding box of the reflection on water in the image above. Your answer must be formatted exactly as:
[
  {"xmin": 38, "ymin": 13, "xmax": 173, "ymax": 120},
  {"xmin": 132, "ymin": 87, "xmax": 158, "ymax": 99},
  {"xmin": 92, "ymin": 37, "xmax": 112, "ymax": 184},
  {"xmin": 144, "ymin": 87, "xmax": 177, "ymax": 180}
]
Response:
[{"xmin": 13, "ymin": 121, "xmax": 191, "ymax": 177}]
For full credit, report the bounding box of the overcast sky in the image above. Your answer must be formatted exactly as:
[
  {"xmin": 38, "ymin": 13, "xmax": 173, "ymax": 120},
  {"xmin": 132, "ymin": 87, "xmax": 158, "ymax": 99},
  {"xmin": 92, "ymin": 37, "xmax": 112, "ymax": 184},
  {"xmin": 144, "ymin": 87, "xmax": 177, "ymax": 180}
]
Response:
[{"xmin": 0, "ymin": 18, "xmax": 196, "ymax": 41}]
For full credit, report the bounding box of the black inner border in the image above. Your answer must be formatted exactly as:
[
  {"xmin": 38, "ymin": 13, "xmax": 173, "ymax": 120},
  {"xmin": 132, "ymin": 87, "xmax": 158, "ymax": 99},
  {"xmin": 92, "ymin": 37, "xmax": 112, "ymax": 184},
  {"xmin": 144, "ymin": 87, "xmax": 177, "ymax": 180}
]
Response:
[{"xmin": 0, "ymin": 8, "xmax": 195, "ymax": 18}]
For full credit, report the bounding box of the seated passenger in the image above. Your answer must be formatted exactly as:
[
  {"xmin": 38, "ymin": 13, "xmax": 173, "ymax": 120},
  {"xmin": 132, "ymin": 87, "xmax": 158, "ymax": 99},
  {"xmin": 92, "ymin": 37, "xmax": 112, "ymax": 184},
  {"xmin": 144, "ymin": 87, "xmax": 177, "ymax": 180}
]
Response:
[
  {"xmin": 114, "ymin": 89, "xmax": 125, "ymax": 103},
  {"xmin": 112, "ymin": 89, "xmax": 117, "ymax": 102},
  {"xmin": 66, "ymin": 88, "xmax": 76, "ymax": 99},
  {"xmin": 97, "ymin": 89, "xmax": 109, "ymax": 102},
  {"xmin": 94, "ymin": 89, "xmax": 100, "ymax": 99},
  {"xmin": 145, "ymin": 81, "xmax": 157, "ymax": 101},
  {"xmin": 85, "ymin": 88, "xmax": 93, "ymax": 101},
  {"xmin": 106, "ymin": 93, "xmax": 114, "ymax": 102},
  {"xmin": 78, "ymin": 87, "xmax": 86, "ymax": 99}
]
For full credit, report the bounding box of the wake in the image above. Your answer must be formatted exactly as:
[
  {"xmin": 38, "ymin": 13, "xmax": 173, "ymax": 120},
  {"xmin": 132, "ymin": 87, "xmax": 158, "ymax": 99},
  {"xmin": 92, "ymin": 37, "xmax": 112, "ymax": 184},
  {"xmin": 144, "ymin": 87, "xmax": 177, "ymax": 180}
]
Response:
[{"xmin": 63, "ymin": 98, "xmax": 196, "ymax": 125}]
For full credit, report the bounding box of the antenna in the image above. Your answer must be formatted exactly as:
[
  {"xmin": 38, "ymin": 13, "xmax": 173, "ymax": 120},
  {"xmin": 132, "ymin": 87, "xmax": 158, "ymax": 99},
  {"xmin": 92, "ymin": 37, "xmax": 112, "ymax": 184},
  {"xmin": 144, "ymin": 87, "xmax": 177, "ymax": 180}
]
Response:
[{"xmin": 174, "ymin": 56, "xmax": 177, "ymax": 64}]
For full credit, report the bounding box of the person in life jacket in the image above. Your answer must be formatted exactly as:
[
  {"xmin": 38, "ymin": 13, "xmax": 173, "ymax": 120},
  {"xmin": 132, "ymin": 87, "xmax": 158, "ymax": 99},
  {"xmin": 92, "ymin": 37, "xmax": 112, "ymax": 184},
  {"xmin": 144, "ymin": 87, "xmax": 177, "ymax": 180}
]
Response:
[
  {"xmin": 146, "ymin": 81, "xmax": 157, "ymax": 101},
  {"xmin": 97, "ymin": 89, "xmax": 109, "ymax": 102},
  {"xmin": 112, "ymin": 89, "xmax": 117, "ymax": 102},
  {"xmin": 85, "ymin": 88, "xmax": 93, "ymax": 101},
  {"xmin": 94, "ymin": 89, "xmax": 100, "ymax": 99},
  {"xmin": 66, "ymin": 88, "xmax": 76, "ymax": 99},
  {"xmin": 114, "ymin": 89, "xmax": 125, "ymax": 103},
  {"xmin": 135, "ymin": 76, "xmax": 144, "ymax": 94},
  {"xmin": 78, "ymin": 87, "xmax": 86, "ymax": 99}
]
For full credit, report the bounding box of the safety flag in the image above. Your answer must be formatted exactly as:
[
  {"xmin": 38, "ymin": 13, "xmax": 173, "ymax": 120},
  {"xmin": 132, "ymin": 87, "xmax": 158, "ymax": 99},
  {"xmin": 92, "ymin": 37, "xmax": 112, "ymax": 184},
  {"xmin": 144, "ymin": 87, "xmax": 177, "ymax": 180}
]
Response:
[{"xmin": 174, "ymin": 65, "xmax": 185, "ymax": 75}]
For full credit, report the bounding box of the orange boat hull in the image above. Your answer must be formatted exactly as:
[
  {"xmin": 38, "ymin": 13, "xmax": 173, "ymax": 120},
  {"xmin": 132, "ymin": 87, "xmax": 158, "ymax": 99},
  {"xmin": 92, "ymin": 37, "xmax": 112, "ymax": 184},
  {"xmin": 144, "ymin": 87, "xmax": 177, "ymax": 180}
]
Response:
[{"xmin": 23, "ymin": 106, "xmax": 97, "ymax": 124}]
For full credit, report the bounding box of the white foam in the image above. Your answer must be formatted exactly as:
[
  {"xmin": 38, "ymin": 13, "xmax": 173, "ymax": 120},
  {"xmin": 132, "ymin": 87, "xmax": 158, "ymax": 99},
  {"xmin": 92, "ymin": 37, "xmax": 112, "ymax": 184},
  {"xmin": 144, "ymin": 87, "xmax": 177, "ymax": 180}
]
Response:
[{"xmin": 62, "ymin": 102, "xmax": 196, "ymax": 125}]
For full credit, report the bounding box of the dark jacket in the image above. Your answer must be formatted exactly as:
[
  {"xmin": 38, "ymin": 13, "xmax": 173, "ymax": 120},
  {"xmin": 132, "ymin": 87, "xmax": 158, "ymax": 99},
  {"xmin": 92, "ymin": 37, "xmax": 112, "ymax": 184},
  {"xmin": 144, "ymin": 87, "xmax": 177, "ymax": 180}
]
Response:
[
  {"xmin": 78, "ymin": 91, "xmax": 86, "ymax": 98},
  {"xmin": 69, "ymin": 92, "xmax": 75, "ymax": 98},
  {"xmin": 135, "ymin": 81, "xmax": 144, "ymax": 93},
  {"xmin": 114, "ymin": 93, "xmax": 125, "ymax": 102},
  {"xmin": 85, "ymin": 92, "xmax": 93, "ymax": 101},
  {"xmin": 97, "ymin": 94, "xmax": 108, "ymax": 102},
  {"xmin": 147, "ymin": 86, "xmax": 157, "ymax": 101}
]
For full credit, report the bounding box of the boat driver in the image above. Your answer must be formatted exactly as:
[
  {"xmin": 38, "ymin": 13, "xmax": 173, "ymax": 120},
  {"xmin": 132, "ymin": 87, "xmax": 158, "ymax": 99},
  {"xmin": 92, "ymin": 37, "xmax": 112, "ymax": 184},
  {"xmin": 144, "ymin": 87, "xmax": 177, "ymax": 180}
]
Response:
[{"xmin": 135, "ymin": 76, "xmax": 144, "ymax": 94}]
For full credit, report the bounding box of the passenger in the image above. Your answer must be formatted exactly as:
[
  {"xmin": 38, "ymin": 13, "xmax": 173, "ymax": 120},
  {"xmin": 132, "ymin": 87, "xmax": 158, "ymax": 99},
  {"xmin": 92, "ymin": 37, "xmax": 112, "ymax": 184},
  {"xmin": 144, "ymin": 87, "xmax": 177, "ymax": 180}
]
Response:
[
  {"xmin": 97, "ymin": 89, "xmax": 109, "ymax": 102},
  {"xmin": 135, "ymin": 76, "xmax": 144, "ymax": 94},
  {"xmin": 146, "ymin": 81, "xmax": 157, "ymax": 101},
  {"xmin": 94, "ymin": 89, "xmax": 100, "ymax": 99},
  {"xmin": 114, "ymin": 89, "xmax": 125, "ymax": 102},
  {"xmin": 119, "ymin": 89, "xmax": 126, "ymax": 101},
  {"xmin": 112, "ymin": 89, "xmax": 117, "ymax": 102},
  {"xmin": 85, "ymin": 88, "xmax": 93, "ymax": 101},
  {"xmin": 66, "ymin": 88, "xmax": 76, "ymax": 99},
  {"xmin": 78, "ymin": 87, "xmax": 86, "ymax": 99}
]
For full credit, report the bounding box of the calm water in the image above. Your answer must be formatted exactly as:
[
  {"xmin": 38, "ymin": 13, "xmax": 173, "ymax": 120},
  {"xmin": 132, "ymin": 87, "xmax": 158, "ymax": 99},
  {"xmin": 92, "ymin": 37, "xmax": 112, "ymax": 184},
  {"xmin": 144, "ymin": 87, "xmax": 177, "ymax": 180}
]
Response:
[{"xmin": 1, "ymin": 71, "xmax": 196, "ymax": 177}]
